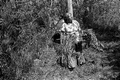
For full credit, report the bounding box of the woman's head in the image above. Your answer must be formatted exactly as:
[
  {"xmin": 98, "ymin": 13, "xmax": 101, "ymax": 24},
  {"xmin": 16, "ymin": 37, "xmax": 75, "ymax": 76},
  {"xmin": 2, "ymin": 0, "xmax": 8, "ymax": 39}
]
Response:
[{"xmin": 60, "ymin": 13, "xmax": 72, "ymax": 24}]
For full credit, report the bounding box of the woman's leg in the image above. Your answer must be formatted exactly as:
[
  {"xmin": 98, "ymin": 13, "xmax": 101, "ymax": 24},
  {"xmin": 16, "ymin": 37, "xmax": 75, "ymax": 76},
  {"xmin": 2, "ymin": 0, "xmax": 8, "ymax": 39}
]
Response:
[{"xmin": 74, "ymin": 41, "xmax": 86, "ymax": 66}]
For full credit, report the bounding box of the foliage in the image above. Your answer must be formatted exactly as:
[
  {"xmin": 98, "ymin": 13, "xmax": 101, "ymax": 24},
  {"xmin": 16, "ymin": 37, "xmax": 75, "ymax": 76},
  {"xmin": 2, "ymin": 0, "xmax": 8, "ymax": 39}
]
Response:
[{"xmin": 0, "ymin": 0, "xmax": 120, "ymax": 80}]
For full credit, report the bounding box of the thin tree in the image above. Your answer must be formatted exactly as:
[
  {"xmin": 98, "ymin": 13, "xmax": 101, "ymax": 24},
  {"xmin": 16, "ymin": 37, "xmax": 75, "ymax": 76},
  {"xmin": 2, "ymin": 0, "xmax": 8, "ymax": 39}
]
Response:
[{"xmin": 67, "ymin": 0, "xmax": 73, "ymax": 18}]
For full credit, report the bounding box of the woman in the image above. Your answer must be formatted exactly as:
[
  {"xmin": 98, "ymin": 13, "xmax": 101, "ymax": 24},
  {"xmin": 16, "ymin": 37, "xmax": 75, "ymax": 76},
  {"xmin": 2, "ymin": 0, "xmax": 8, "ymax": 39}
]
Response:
[{"xmin": 58, "ymin": 13, "xmax": 84, "ymax": 70}]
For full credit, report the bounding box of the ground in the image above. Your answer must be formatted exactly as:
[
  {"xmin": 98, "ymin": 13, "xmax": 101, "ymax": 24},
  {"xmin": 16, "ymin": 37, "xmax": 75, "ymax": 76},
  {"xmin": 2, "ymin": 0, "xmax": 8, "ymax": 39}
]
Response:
[{"xmin": 20, "ymin": 40, "xmax": 116, "ymax": 80}]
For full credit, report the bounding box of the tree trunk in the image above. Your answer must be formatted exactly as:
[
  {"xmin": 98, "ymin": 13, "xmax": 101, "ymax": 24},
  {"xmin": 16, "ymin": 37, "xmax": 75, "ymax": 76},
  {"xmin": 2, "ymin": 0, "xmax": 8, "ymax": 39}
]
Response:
[{"xmin": 67, "ymin": 0, "xmax": 73, "ymax": 18}]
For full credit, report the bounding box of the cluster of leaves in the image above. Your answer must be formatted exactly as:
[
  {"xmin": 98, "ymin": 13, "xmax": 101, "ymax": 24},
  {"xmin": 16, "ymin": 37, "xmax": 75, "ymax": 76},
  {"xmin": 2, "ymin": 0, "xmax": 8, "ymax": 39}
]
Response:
[
  {"xmin": 82, "ymin": 0, "xmax": 120, "ymax": 27},
  {"xmin": 0, "ymin": 0, "xmax": 70, "ymax": 79},
  {"xmin": 82, "ymin": 0, "xmax": 120, "ymax": 41},
  {"xmin": 0, "ymin": 0, "xmax": 48, "ymax": 80}
]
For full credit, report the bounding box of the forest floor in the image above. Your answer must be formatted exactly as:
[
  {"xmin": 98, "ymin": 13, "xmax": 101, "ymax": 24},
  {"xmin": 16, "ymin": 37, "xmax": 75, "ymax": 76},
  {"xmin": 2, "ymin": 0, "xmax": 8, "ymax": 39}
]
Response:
[{"xmin": 21, "ymin": 34, "xmax": 119, "ymax": 80}]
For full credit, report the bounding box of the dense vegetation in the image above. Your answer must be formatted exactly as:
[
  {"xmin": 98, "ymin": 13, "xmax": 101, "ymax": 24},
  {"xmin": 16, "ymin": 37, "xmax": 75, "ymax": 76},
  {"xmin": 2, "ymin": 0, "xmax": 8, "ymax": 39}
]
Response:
[{"xmin": 0, "ymin": 0, "xmax": 120, "ymax": 80}]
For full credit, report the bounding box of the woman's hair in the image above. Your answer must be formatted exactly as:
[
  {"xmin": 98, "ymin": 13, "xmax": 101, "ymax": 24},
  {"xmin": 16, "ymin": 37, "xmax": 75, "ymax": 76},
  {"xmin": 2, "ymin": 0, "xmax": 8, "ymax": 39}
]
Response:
[
  {"xmin": 60, "ymin": 15, "xmax": 72, "ymax": 24},
  {"xmin": 64, "ymin": 16, "xmax": 72, "ymax": 24}
]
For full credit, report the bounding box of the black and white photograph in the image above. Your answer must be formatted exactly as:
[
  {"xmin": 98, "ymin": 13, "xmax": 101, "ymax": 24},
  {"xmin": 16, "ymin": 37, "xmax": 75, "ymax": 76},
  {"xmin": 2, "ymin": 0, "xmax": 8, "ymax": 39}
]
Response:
[{"xmin": 0, "ymin": 0, "xmax": 120, "ymax": 80}]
